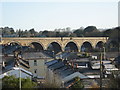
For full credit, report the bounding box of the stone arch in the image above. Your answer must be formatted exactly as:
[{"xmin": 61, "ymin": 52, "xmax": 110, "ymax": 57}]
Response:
[
  {"xmin": 47, "ymin": 42, "xmax": 62, "ymax": 54},
  {"xmin": 80, "ymin": 41, "xmax": 93, "ymax": 52},
  {"xmin": 29, "ymin": 42, "xmax": 44, "ymax": 51},
  {"xmin": 94, "ymin": 41, "xmax": 105, "ymax": 52},
  {"xmin": 95, "ymin": 41, "xmax": 105, "ymax": 48},
  {"xmin": 7, "ymin": 41, "xmax": 21, "ymax": 46},
  {"xmin": 64, "ymin": 41, "xmax": 79, "ymax": 52}
]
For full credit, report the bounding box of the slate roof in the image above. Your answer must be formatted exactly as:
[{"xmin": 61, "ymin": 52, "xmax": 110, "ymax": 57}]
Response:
[
  {"xmin": 46, "ymin": 59, "xmax": 89, "ymax": 79},
  {"xmin": 21, "ymin": 52, "xmax": 52, "ymax": 60}
]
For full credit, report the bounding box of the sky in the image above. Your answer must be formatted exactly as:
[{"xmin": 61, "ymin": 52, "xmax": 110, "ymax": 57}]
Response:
[{"xmin": 0, "ymin": 0, "xmax": 119, "ymax": 31}]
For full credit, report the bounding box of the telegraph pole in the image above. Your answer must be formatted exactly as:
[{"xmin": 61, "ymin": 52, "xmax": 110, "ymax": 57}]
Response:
[
  {"xmin": 103, "ymin": 46, "xmax": 105, "ymax": 60},
  {"xmin": 19, "ymin": 65, "xmax": 21, "ymax": 90},
  {"xmin": 14, "ymin": 51, "xmax": 21, "ymax": 90},
  {"xmin": 100, "ymin": 49, "xmax": 102, "ymax": 89}
]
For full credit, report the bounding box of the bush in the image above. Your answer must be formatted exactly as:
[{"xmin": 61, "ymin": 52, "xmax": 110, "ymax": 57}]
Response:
[{"xmin": 2, "ymin": 75, "xmax": 37, "ymax": 89}]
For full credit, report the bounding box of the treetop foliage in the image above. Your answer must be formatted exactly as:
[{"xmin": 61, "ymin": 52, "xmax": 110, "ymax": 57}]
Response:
[
  {"xmin": 2, "ymin": 75, "xmax": 37, "ymax": 88},
  {"xmin": 0, "ymin": 26, "xmax": 120, "ymax": 39}
]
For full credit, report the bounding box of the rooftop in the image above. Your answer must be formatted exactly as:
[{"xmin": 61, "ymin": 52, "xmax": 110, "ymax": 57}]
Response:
[
  {"xmin": 46, "ymin": 59, "xmax": 89, "ymax": 80},
  {"xmin": 21, "ymin": 52, "xmax": 52, "ymax": 60}
]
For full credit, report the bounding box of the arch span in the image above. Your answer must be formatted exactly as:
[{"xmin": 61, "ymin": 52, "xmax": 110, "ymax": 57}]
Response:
[
  {"xmin": 47, "ymin": 42, "xmax": 62, "ymax": 54},
  {"xmin": 64, "ymin": 42, "xmax": 78, "ymax": 52},
  {"xmin": 7, "ymin": 41, "xmax": 21, "ymax": 46},
  {"xmin": 96, "ymin": 41, "xmax": 104, "ymax": 48},
  {"xmin": 29, "ymin": 42, "xmax": 44, "ymax": 51},
  {"xmin": 80, "ymin": 41, "xmax": 93, "ymax": 52}
]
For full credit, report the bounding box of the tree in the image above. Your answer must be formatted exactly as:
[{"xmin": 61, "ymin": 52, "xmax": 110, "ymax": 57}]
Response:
[
  {"xmin": 2, "ymin": 75, "xmax": 19, "ymax": 88},
  {"xmin": 47, "ymin": 31, "xmax": 56, "ymax": 37},
  {"xmin": 22, "ymin": 30, "xmax": 29, "ymax": 37},
  {"xmin": 73, "ymin": 29, "xmax": 84, "ymax": 37},
  {"xmin": 42, "ymin": 30, "xmax": 49, "ymax": 37},
  {"xmin": 2, "ymin": 27, "xmax": 13, "ymax": 36},
  {"xmin": 2, "ymin": 75, "xmax": 37, "ymax": 89},
  {"xmin": 103, "ymin": 29, "xmax": 112, "ymax": 37},
  {"xmin": 84, "ymin": 31, "xmax": 102, "ymax": 37},
  {"xmin": 104, "ymin": 27, "xmax": 120, "ymax": 52},
  {"xmin": 110, "ymin": 27, "xmax": 120, "ymax": 40},
  {"xmin": 18, "ymin": 29, "xmax": 24, "ymax": 37},
  {"xmin": 29, "ymin": 28, "xmax": 36, "ymax": 37},
  {"xmin": 9, "ymin": 28, "xmax": 15, "ymax": 34},
  {"xmin": 66, "ymin": 27, "xmax": 71, "ymax": 32},
  {"xmin": 21, "ymin": 77, "xmax": 37, "ymax": 88},
  {"xmin": 55, "ymin": 31, "xmax": 60, "ymax": 37},
  {"xmin": 69, "ymin": 33, "xmax": 77, "ymax": 37},
  {"xmin": 84, "ymin": 26, "xmax": 98, "ymax": 34}
]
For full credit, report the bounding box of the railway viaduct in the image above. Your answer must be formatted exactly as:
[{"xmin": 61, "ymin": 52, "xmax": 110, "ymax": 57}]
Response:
[{"xmin": 1, "ymin": 37, "xmax": 108, "ymax": 52}]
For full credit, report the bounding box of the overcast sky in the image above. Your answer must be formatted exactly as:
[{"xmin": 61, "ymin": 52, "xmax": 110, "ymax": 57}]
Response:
[{"xmin": 0, "ymin": 0, "xmax": 119, "ymax": 31}]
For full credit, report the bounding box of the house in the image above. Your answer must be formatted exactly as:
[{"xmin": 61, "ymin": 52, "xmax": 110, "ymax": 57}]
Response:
[
  {"xmin": 55, "ymin": 52, "xmax": 77, "ymax": 60},
  {"xmin": 0, "ymin": 52, "xmax": 32, "ymax": 79},
  {"xmin": 69, "ymin": 58, "xmax": 90, "ymax": 69},
  {"xmin": 91, "ymin": 60, "xmax": 118, "ymax": 76},
  {"xmin": 0, "ymin": 67, "xmax": 32, "ymax": 79},
  {"xmin": 45, "ymin": 59, "xmax": 88, "ymax": 88},
  {"xmin": 19, "ymin": 52, "xmax": 53, "ymax": 79},
  {"xmin": 0, "ymin": 59, "xmax": 32, "ymax": 79},
  {"xmin": 91, "ymin": 55, "xmax": 98, "ymax": 60}
]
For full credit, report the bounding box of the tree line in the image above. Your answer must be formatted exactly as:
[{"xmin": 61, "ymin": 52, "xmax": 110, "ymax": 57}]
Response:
[{"xmin": 0, "ymin": 26, "xmax": 120, "ymax": 40}]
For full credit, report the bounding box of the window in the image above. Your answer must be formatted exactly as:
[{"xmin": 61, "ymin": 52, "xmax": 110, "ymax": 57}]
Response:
[
  {"xmin": 34, "ymin": 69, "xmax": 37, "ymax": 74},
  {"xmin": 34, "ymin": 60, "xmax": 37, "ymax": 66}
]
